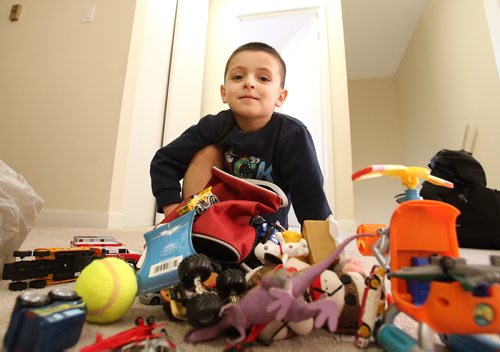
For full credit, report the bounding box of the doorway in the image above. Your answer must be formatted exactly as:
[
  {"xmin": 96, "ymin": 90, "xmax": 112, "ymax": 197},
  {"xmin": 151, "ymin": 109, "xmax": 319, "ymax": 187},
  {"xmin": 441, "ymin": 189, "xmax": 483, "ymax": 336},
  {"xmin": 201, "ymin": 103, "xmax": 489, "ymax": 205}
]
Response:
[{"xmin": 203, "ymin": 0, "xmax": 333, "ymax": 228}]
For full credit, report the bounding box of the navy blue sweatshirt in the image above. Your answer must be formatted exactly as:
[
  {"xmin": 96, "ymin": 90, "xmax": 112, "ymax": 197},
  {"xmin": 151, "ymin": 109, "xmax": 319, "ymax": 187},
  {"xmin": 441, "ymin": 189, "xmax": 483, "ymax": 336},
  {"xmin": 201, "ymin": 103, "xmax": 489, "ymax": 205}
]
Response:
[{"xmin": 150, "ymin": 109, "xmax": 332, "ymax": 228}]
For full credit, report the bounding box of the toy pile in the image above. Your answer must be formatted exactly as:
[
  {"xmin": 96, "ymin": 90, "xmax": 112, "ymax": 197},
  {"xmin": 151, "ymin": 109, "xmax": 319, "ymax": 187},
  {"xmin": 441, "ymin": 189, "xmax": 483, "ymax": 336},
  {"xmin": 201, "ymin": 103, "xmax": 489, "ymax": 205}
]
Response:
[{"xmin": 2, "ymin": 166, "xmax": 500, "ymax": 352}]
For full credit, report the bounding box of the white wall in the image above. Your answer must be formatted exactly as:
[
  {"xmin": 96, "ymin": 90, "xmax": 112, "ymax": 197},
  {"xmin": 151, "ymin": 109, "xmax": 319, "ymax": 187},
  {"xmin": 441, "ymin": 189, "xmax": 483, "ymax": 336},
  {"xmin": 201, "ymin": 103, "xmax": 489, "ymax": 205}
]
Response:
[
  {"xmin": 483, "ymin": 0, "xmax": 500, "ymax": 77},
  {"xmin": 349, "ymin": 0, "xmax": 500, "ymax": 226},
  {"xmin": 349, "ymin": 78, "xmax": 404, "ymax": 224},
  {"xmin": 0, "ymin": 0, "xmax": 139, "ymax": 227},
  {"xmin": 0, "ymin": 0, "xmax": 352, "ymax": 230},
  {"xmin": 120, "ymin": 0, "xmax": 177, "ymax": 227},
  {"xmin": 397, "ymin": 0, "xmax": 500, "ymax": 188}
]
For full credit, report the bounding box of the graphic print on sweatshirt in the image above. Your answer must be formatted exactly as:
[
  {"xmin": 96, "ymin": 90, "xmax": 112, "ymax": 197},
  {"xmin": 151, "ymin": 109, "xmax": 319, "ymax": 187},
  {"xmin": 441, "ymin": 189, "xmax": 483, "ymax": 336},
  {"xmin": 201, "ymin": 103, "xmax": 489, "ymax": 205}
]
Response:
[{"xmin": 224, "ymin": 149, "xmax": 273, "ymax": 182}]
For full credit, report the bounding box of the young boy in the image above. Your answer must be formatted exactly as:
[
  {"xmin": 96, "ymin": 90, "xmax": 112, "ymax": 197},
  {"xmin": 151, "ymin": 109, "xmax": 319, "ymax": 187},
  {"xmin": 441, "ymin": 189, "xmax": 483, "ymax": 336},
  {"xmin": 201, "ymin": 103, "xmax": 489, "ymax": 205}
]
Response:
[{"xmin": 150, "ymin": 42, "xmax": 332, "ymax": 228}]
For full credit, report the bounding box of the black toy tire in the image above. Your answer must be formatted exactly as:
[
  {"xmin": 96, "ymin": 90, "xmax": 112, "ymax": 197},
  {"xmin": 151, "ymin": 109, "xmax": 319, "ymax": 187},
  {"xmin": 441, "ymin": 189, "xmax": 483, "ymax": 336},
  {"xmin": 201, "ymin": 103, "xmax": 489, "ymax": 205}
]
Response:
[
  {"xmin": 52, "ymin": 273, "xmax": 75, "ymax": 282},
  {"xmin": 127, "ymin": 260, "xmax": 138, "ymax": 270},
  {"xmin": 16, "ymin": 290, "xmax": 50, "ymax": 309},
  {"xmin": 49, "ymin": 287, "xmax": 79, "ymax": 301},
  {"xmin": 178, "ymin": 254, "xmax": 212, "ymax": 288},
  {"xmin": 210, "ymin": 259, "xmax": 222, "ymax": 275},
  {"xmin": 187, "ymin": 292, "xmax": 222, "ymax": 328},
  {"xmin": 28, "ymin": 279, "xmax": 47, "ymax": 289},
  {"xmin": 208, "ymin": 195, "xmax": 219, "ymax": 205},
  {"xmin": 33, "ymin": 250, "xmax": 50, "ymax": 257},
  {"xmin": 146, "ymin": 315, "xmax": 156, "ymax": 325},
  {"xmin": 195, "ymin": 205, "xmax": 204, "ymax": 215},
  {"xmin": 150, "ymin": 296, "xmax": 161, "ymax": 305},
  {"xmin": 13, "ymin": 250, "xmax": 32, "ymax": 258},
  {"xmin": 168, "ymin": 284, "xmax": 188, "ymax": 304},
  {"xmin": 216, "ymin": 268, "xmax": 246, "ymax": 297},
  {"xmin": 9, "ymin": 281, "xmax": 29, "ymax": 291}
]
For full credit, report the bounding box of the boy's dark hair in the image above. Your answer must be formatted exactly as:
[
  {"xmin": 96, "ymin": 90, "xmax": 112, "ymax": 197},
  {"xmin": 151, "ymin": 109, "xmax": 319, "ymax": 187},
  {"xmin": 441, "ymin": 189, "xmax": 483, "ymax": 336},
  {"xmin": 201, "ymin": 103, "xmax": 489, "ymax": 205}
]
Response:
[{"xmin": 224, "ymin": 42, "xmax": 287, "ymax": 88}]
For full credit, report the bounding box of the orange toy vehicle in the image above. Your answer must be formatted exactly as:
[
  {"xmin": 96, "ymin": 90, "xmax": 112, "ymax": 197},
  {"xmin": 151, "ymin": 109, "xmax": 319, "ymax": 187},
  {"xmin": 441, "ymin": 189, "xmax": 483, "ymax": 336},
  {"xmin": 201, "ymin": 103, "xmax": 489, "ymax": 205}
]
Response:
[
  {"xmin": 2, "ymin": 247, "xmax": 105, "ymax": 290},
  {"xmin": 352, "ymin": 165, "xmax": 500, "ymax": 350}
]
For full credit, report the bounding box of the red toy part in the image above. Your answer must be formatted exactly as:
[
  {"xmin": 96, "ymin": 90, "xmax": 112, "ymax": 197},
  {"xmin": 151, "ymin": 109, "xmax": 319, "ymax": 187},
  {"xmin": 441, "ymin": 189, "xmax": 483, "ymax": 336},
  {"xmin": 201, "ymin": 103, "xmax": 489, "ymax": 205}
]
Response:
[
  {"xmin": 80, "ymin": 317, "xmax": 165, "ymax": 352},
  {"xmin": 70, "ymin": 235, "xmax": 141, "ymax": 269}
]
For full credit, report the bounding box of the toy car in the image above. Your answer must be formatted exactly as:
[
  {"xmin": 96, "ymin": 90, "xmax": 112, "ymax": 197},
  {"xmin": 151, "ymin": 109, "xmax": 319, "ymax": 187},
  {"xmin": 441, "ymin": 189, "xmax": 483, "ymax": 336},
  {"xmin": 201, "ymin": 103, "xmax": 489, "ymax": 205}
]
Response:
[
  {"xmin": 70, "ymin": 235, "xmax": 123, "ymax": 247},
  {"xmin": 3, "ymin": 288, "xmax": 86, "ymax": 352},
  {"xmin": 176, "ymin": 186, "xmax": 219, "ymax": 216},
  {"xmin": 70, "ymin": 235, "xmax": 141, "ymax": 269},
  {"xmin": 2, "ymin": 247, "xmax": 105, "ymax": 291},
  {"xmin": 354, "ymin": 265, "xmax": 387, "ymax": 348},
  {"xmin": 161, "ymin": 253, "xmax": 246, "ymax": 328},
  {"xmin": 138, "ymin": 291, "xmax": 165, "ymax": 305}
]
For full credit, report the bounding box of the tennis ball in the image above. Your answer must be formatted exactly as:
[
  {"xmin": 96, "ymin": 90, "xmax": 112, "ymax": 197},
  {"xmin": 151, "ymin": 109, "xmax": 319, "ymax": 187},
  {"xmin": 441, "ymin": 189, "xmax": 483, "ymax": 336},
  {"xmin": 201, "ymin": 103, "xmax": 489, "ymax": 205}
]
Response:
[{"xmin": 75, "ymin": 257, "xmax": 138, "ymax": 323}]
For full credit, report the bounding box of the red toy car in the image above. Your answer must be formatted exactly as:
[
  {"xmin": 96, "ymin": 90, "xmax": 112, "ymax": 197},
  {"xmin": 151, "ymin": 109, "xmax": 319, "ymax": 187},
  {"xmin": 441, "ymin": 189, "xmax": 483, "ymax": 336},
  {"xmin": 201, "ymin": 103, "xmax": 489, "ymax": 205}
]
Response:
[{"xmin": 70, "ymin": 235, "xmax": 141, "ymax": 269}]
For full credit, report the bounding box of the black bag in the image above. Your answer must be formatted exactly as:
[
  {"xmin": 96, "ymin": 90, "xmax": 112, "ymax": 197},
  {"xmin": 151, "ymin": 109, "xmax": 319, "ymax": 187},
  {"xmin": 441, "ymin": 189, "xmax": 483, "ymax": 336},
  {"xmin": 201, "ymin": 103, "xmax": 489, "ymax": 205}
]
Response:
[{"xmin": 420, "ymin": 149, "xmax": 500, "ymax": 250}]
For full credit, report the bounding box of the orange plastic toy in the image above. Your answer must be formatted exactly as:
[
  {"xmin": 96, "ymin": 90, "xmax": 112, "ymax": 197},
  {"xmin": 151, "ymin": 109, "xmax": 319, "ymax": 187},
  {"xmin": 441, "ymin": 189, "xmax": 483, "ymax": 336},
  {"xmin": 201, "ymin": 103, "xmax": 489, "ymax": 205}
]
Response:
[
  {"xmin": 389, "ymin": 200, "xmax": 499, "ymax": 334},
  {"xmin": 355, "ymin": 224, "xmax": 387, "ymax": 256},
  {"xmin": 353, "ymin": 164, "xmax": 500, "ymax": 338}
]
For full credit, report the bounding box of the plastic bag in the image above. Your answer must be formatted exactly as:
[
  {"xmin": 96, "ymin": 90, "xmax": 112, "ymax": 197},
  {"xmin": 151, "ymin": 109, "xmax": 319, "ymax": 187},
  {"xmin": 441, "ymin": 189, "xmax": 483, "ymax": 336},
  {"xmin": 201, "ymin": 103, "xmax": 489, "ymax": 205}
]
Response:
[{"xmin": 0, "ymin": 159, "xmax": 44, "ymax": 276}]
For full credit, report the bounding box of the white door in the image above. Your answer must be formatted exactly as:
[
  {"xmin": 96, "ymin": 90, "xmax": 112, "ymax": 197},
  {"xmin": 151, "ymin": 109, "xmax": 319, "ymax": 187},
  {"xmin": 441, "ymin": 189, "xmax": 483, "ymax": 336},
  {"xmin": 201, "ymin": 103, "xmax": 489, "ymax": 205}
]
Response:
[
  {"xmin": 122, "ymin": 0, "xmax": 177, "ymax": 227},
  {"xmin": 203, "ymin": 0, "xmax": 333, "ymax": 228}
]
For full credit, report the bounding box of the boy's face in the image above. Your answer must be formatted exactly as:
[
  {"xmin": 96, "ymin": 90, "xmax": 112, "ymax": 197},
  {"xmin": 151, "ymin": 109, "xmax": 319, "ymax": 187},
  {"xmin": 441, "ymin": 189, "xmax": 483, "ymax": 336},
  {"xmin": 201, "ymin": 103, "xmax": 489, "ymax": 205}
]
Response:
[{"xmin": 220, "ymin": 51, "xmax": 288, "ymax": 127}]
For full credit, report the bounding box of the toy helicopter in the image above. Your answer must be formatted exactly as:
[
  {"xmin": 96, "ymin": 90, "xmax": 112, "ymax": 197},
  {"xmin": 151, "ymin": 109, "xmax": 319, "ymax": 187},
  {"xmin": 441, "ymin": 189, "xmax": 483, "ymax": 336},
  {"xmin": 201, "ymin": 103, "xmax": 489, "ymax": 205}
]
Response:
[{"xmin": 389, "ymin": 254, "xmax": 500, "ymax": 292}]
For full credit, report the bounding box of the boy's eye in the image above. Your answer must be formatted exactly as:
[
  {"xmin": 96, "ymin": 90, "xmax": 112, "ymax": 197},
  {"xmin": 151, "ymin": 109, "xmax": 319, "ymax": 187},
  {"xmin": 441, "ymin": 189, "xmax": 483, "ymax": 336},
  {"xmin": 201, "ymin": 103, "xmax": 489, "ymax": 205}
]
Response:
[
  {"xmin": 231, "ymin": 74, "xmax": 244, "ymax": 81},
  {"xmin": 258, "ymin": 76, "xmax": 271, "ymax": 82}
]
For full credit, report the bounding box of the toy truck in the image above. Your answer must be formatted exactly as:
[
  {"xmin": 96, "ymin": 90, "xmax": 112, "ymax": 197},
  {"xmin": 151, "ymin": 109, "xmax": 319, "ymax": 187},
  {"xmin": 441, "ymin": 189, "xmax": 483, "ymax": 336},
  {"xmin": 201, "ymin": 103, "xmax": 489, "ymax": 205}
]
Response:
[
  {"xmin": 3, "ymin": 288, "xmax": 86, "ymax": 352},
  {"xmin": 70, "ymin": 235, "xmax": 141, "ymax": 269},
  {"xmin": 2, "ymin": 247, "xmax": 104, "ymax": 291}
]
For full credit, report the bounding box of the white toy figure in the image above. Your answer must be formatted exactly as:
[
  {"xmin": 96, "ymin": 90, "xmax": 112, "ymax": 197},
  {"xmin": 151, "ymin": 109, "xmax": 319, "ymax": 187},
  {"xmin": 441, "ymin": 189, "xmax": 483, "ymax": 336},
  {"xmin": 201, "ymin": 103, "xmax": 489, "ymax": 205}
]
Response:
[{"xmin": 254, "ymin": 229, "xmax": 309, "ymax": 265}]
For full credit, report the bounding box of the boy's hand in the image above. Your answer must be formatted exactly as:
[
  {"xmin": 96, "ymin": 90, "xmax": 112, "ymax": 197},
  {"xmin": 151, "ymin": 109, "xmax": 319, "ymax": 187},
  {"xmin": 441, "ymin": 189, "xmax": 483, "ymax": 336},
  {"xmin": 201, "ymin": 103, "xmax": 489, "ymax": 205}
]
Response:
[{"xmin": 163, "ymin": 203, "xmax": 180, "ymax": 218}]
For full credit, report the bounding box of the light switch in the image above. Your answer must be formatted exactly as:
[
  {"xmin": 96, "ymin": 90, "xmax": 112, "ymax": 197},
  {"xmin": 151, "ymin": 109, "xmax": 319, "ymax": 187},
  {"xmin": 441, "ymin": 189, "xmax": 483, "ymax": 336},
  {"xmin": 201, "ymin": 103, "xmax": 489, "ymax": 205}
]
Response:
[{"xmin": 81, "ymin": 4, "xmax": 96, "ymax": 23}]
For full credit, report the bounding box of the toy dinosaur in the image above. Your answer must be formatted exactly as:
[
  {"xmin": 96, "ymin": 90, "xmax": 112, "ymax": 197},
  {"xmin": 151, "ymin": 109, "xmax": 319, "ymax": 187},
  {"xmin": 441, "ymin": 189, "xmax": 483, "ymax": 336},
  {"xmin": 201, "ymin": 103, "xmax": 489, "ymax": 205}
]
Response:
[{"xmin": 185, "ymin": 233, "xmax": 369, "ymax": 344}]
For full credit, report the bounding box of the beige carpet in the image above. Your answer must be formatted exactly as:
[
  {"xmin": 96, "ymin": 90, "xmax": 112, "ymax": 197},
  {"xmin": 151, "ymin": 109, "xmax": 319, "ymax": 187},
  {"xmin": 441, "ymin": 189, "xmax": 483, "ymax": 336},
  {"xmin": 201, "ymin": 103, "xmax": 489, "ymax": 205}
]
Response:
[{"xmin": 1, "ymin": 226, "xmax": 498, "ymax": 351}]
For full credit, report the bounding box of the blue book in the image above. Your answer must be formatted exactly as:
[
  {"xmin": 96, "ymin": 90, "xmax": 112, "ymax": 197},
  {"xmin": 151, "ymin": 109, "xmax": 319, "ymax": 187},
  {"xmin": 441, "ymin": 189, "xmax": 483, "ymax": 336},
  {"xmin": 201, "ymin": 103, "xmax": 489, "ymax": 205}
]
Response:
[{"xmin": 136, "ymin": 211, "xmax": 197, "ymax": 294}]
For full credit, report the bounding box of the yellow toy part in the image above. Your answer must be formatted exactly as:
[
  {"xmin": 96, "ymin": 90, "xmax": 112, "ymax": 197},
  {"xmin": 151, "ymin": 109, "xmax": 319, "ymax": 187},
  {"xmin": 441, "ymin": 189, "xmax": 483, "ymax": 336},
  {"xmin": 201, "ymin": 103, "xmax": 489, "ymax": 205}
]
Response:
[{"xmin": 352, "ymin": 165, "xmax": 453, "ymax": 190}]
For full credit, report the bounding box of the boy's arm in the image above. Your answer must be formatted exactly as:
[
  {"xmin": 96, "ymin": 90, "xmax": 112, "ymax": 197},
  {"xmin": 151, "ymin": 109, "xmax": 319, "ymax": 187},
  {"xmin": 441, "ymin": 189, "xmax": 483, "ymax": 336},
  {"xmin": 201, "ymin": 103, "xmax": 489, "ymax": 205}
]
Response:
[
  {"xmin": 278, "ymin": 127, "xmax": 332, "ymax": 225},
  {"xmin": 162, "ymin": 203, "xmax": 180, "ymax": 217},
  {"xmin": 150, "ymin": 113, "xmax": 231, "ymax": 213},
  {"xmin": 151, "ymin": 125, "xmax": 206, "ymax": 212}
]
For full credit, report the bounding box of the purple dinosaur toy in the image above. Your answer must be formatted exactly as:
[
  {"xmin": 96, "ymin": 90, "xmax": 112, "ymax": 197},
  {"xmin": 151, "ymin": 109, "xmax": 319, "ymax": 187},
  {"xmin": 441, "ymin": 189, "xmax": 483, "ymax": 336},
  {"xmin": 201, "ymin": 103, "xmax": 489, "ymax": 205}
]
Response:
[{"xmin": 185, "ymin": 233, "xmax": 369, "ymax": 344}]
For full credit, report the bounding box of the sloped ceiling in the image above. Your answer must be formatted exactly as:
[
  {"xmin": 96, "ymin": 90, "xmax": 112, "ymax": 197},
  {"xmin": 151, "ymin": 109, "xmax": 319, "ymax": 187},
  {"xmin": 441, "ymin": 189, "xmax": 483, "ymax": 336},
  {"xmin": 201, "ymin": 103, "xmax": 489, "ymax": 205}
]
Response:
[{"xmin": 342, "ymin": 0, "xmax": 426, "ymax": 80}]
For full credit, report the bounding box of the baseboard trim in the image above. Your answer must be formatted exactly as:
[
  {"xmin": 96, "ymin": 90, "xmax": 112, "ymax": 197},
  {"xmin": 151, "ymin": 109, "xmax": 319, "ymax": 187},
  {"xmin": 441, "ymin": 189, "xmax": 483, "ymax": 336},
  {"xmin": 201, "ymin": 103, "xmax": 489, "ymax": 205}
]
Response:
[
  {"xmin": 36, "ymin": 209, "xmax": 124, "ymax": 229},
  {"xmin": 35, "ymin": 210, "xmax": 357, "ymax": 232}
]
